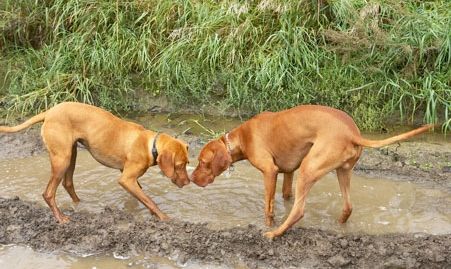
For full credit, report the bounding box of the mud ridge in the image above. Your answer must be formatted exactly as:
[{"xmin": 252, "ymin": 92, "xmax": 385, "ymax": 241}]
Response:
[
  {"xmin": 0, "ymin": 127, "xmax": 45, "ymax": 160},
  {"xmin": 1, "ymin": 197, "xmax": 450, "ymax": 268}
]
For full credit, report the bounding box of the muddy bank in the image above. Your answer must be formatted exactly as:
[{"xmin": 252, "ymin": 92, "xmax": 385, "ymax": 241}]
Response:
[
  {"xmin": 0, "ymin": 126, "xmax": 45, "ymax": 160},
  {"xmin": 1, "ymin": 197, "xmax": 450, "ymax": 268},
  {"xmin": 355, "ymin": 142, "xmax": 451, "ymax": 188}
]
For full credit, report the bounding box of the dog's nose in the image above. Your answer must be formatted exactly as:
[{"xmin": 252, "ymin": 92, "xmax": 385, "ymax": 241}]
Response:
[
  {"xmin": 193, "ymin": 180, "xmax": 207, "ymax": 188},
  {"xmin": 179, "ymin": 180, "xmax": 189, "ymax": 188}
]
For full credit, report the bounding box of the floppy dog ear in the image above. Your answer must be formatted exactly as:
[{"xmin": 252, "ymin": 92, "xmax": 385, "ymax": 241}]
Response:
[
  {"xmin": 157, "ymin": 151, "xmax": 175, "ymax": 179},
  {"xmin": 211, "ymin": 150, "xmax": 231, "ymax": 177}
]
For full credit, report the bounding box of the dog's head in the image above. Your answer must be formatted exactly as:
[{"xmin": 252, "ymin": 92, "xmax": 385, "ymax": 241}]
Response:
[
  {"xmin": 156, "ymin": 134, "xmax": 190, "ymax": 188},
  {"xmin": 191, "ymin": 139, "xmax": 232, "ymax": 187}
]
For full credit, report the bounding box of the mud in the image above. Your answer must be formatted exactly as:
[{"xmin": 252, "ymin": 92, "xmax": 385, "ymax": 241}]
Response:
[
  {"xmin": 1, "ymin": 196, "xmax": 450, "ymax": 268},
  {"xmin": 0, "ymin": 122, "xmax": 450, "ymax": 268},
  {"xmin": 356, "ymin": 142, "xmax": 451, "ymax": 188},
  {"xmin": 0, "ymin": 126, "xmax": 45, "ymax": 160}
]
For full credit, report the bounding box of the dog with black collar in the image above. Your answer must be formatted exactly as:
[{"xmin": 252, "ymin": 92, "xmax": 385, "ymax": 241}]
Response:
[{"xmin": 0, "ymin": 102, "xmax": 190, "ymax": 223}]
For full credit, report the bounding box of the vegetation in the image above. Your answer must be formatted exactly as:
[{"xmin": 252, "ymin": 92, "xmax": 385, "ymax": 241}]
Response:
[{"xmin": 1, "ymin": 0, "xmax": 450, "ymax": 130}]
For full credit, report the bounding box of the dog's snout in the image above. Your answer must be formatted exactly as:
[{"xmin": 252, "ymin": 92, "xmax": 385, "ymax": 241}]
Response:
[
  {"xmin": 177, "ymin": 180, "xmax": 189, "ymax": 188},
  {"xmin": 192, "ymin": 178, "xmax": 208, "ymax": 187}
]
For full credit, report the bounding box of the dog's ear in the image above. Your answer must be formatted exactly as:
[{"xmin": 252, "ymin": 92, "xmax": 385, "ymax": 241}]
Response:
[
  {"xmin": 157, "ymin": 151, "xmax": 175, "ymax": 179},
  {"xmin": 211, "ymin": 149, "xmax": 231, "ymax": 176}
]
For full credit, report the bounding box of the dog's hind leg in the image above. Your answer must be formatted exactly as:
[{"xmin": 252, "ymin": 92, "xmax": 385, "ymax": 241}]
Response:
[
  {"xmin": 282, "ymin": 172, "xmax": 293, "ymax": 200},
  {"xmin": 43, "ymin": 152, "xmax": 72, "ymax": 223},
  {"xmin": 63, "ymin": 143, "xmax": 80, "ymax": 203},
  {"xmin": 336, "ymin": 166, "xmax": 353, "ymax": 223},
  {"xmin": 41, "ymin": 123, "xmax": 73, "ymax": 223},
  {"xmin": 264, "ymin": 143, "xmax": 346, "ymax": 238}
]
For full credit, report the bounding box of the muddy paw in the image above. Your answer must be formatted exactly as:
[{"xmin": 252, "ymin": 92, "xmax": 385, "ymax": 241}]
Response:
[
  {"xmin": 159, "ymin": 214, "xmax": 171, "ymax": 221},
  {"xmin": 58, "ymin": 215, "xmax": 71, "ymax": 224},
  {"xmin": 263, "ymin": 231, "xmax": 277, "ymax": 239}
]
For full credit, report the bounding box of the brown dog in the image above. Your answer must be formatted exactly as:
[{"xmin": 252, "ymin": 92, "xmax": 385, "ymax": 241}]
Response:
[
  {"xmin": 0, "ymin": 102, "xmax": 190, "ymax": 223},
  {"xmin": 191, "ymin": 105, "xmax": 433, "ymax": 238}
]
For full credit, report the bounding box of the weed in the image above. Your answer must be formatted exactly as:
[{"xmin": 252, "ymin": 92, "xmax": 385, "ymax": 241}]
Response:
[{"xmin": 0, "ymin": 0, "xmax": 449, "ymax": 131}]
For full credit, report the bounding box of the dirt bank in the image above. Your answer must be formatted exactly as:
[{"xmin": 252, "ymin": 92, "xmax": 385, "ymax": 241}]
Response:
[
  {"xmin": 0, "ymin": 126, "xmax": 45, "ymax": 160},
  {"xmin": 355, "ymin": 142, "xmax": 451, "ymax": 188},
  {"xmin": 1, "ymin": 197, "xmax": 449, "ymax": 268},
  {"xmin": 0, "ymin": 124, "xmax": 450, "ymax": 268}
]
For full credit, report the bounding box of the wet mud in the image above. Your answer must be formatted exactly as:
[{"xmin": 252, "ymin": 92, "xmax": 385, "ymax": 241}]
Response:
[
  {"xmin": 0, "ymin": 125, "xmax": 450, "ymax": 268},
  {"xmin": 1, "ymin": 196, "xmax": 450, "ymax": 268},
  {"xmin": 356, "ymin": 142, "xmax": 451, "ymax": 188},
  {"xmin": 0, "ymin": 126, "xmax": 45, "ymax": 160}
]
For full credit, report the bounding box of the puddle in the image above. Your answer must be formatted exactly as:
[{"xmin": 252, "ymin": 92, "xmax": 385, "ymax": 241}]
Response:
[
  {"xmin": 132, "ymin": 113, "xmax": 241, "ymax": 137},
  {"xmin": 0, "ymin": 150, "xmax": 449, "ymax": 236},
  {"xmin": 0, "ymin": 245, "xmax": 236, "ymax": 269}
]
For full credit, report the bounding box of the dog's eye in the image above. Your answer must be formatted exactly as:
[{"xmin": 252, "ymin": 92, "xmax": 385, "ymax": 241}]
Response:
[{"xmin": 175, "ymin": 163, "xmax": 183, "ymax": 169}]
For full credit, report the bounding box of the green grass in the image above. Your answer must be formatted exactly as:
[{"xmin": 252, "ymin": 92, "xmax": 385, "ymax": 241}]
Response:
[{"xmin": 0, "ymin": 0, "xmax": 450, "ymax": 131}]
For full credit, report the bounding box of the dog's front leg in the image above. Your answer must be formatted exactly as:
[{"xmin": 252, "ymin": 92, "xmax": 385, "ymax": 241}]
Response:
[
  {"xmin": 118, "ymin": 164, "xmax": 169, "ymax": 221},
  {"xmin": 262, "ymin": 168, "xmax": 278, "ymax": 227},
  {"xmin": 250, "ymin": 155, "xmax": 279, "ymax": 227}
]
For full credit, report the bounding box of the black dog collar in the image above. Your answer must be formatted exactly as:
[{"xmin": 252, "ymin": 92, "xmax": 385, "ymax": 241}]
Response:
[{"xmin": 152, "ymin": 133, "xmax": 160, "ymax": 165}]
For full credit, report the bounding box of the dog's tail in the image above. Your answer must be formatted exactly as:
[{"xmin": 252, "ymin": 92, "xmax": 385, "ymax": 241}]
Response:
[
  {"xmin": 0, "ymin": 112, "xmax": 47, "ymax": 133},
  {"xmin": 354, "ymin": 124, "xmax": 434, "ymax": 148}
]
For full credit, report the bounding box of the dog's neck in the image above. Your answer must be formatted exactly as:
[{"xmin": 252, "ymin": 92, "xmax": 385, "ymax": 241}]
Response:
[
  {"xmin": 222, "ymin": 131, "xmax": 244, "ymax": 163},
  {"xmin": 151, "ymin": 133, "xmax": 160, "ymax": 165}
]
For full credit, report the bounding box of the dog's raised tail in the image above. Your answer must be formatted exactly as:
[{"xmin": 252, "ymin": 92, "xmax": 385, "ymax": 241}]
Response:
[
  {"xmin": 354, "ymin": 124, "xmax": 434, "ymax": 148},
  {"xmin": 0, "ymin": 112, "xmax": 46, "ymax": 133}
]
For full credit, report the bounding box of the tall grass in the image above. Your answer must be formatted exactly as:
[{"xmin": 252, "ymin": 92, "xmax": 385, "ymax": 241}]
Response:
[{"xmin": 0, "ymin": 0, "xmax": 450, "ymax": 130}]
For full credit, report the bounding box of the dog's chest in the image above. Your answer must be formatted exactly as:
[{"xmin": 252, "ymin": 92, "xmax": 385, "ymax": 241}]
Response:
[
  {"xmin": 88, "ymin": 148, "xmax": 124, "ymax": 169},
  {"xmin": 273, "ymin": 143, "xmax": 312, "ymax": 173}
]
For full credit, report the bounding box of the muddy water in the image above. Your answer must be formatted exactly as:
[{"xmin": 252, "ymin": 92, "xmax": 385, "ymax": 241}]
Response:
[
  {"xmin": 133, "ymin": 113, "xmax": 241, "ymax": 137},
  {"xmin": 1, "ymin": 150, "xmax": 450, "ymax": 236},
  {"xmin": 0, "ymin": 244, "xmax": 233, "ymax": 269}
]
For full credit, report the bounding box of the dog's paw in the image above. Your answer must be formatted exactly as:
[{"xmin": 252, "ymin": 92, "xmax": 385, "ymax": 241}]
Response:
[
  {"xmin": 159, "ymin": 214, "xmax": 171, "ymax": 221},
  {"xmin": 263, "ymin": 231, "xmax": 277, "ymax": 240},
  {"xmin": 58, "ymin": 215, "xmax": 71, "ymax": 224}
]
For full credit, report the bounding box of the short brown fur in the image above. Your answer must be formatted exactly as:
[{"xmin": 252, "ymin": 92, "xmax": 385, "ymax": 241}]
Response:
[
  {"xmin": 191, "ymin": 105, "xmax": 433, "ymax": 238},
  {"xmin": 0, "ymin": 102, "xmax": 190, "ymax": 223}
]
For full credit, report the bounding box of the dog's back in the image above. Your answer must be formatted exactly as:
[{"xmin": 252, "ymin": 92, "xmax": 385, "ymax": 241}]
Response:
[{"xmin": 42, "ymin": 102, "xmax": 146, "ymax": 169}]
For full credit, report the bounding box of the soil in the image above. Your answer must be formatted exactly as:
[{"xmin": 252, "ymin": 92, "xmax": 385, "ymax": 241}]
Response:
[
  {"xmin": 0, "ymin": 126, "xmax": 450, "ymax": 268},
  {"xmin": 0, "ymin": 126, "xmax": 45, "ymax": 160}
]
